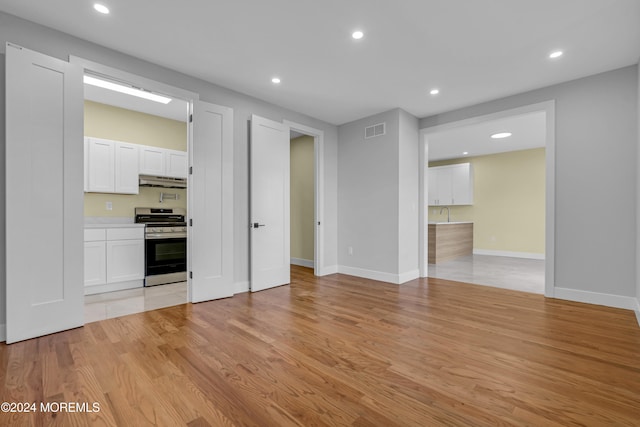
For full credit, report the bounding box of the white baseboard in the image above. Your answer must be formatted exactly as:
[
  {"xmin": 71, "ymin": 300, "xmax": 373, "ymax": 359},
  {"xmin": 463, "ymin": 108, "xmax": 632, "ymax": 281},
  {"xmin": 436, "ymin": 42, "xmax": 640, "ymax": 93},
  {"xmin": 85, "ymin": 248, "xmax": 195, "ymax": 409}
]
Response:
[
  {"xmin": 554, "ymin": 287, "xmax": 638, "ymax": 311},
  {"xmin": 338, "ymin": 265, "xmax": 419, "ymax": 285},
  {"xmin": 84, "ymin": 280, "xmax": 143, "ymax": 295},
  {"xmin": 234, "ymin": 281, "xmax": 250, "ymax": 294},
  {"xmin": 635, "ymin": 298, "xmax": 640, "ymax": 327},
  {"xmin": 291, "ymin": 258, "xmax": 314, "ymax": 268},
  {"xmin": 473, "ymin": 249, "xmax": 545, "ymax": 260},
  {"xmin": 319, "ymin": 265, "xmax": 338, "ymax": 275},
  {"xmin": 0, "ymin": 323, "xmax": 5, "ymax": 342}
]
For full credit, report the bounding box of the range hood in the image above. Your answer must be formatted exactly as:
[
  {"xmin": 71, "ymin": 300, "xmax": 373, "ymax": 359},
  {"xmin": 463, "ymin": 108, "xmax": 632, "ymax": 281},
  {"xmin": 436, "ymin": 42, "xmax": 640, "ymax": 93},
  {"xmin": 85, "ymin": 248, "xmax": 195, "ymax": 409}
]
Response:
[{"xmin": 139, "ymin": 175, "xmax": 187, "ymax": 189}]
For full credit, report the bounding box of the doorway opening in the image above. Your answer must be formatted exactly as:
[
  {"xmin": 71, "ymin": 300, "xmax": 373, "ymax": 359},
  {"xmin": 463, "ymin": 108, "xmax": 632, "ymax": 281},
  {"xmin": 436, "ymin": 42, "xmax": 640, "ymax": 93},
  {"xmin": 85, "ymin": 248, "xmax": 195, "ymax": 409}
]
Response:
[
  {"xmin": 73, "ymin": 57, "xmax": 196, "ymax": 322},
  {"xmin": 284, "ymin": 121, "xmax": 325, "ymax": 277},
  {"xmin": 419, "ymin": 101, "xmax": 555, "ymax": 296}
]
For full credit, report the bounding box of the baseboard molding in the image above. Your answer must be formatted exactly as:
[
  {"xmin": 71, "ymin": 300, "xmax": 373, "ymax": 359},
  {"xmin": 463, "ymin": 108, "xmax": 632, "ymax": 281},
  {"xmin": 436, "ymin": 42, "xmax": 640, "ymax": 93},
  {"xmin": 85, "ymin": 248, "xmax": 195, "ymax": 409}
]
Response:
[
  {"xmin": 84, "ymin": 280, "xmax": 143, "ymax": 295},
  {"xmin": 0, "ymin": 323, "xmax": 5, "ymax": 343},
  {"xmin": 234, "ymin": 281, "xmax": 250, "ymax": 294},
  {"xmin": 634, "ymin": 298, "xmax": 640, "ymax": 327},
  {"xmin": 473, "ymin": 249, "xmax": 545, "ymax": 260},
  {"xmin": 291, "ymin": 258, "xmax": 314, "ymax": 268},
  {"xmin": 554, "ymin": 287, "xmax": 638, "ymax": 311},
  {"xmin": 319, "ymin": 265, "xmax": 338, "ymax": 276},
  {"xmin": 338, "ymin": 265, "xmax": 419, "ymax": 285}
]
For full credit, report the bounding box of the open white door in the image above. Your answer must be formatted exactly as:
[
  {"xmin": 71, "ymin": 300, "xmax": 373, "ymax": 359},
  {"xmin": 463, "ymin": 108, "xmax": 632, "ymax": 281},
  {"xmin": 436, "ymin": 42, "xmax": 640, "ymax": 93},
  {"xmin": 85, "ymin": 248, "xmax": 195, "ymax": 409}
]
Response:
[
  {"xmin": 5, "ymin": 43, "xmax": 84, "ymax": 343},
  {"xmin": 190, "ymin": 101, "xmax": 235, "ymax": 302},
  {"xmin": 250, "ymin": 115, "xmax": 290, "ymax": 292}
]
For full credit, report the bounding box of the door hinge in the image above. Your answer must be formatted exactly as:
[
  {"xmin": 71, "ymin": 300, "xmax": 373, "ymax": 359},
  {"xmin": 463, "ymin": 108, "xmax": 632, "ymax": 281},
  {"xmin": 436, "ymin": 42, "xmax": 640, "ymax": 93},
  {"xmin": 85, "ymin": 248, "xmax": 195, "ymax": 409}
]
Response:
[
  {"xmin": 189, "ymin": 271, "xmax": 193, "ymax": 279},
  {"xmin": 189, "ymin": 114, "xmax": 193, "ymax": 123},
  {"xmin": 189, "ymin": 218, "xmax": 193, "ymax": 226},
  {"xmin": 318, "ymin": 221, "xmax": 321, "ymax": 226},
  {"xmin": 189, "ymin": 166, "xmax": 193, "ymax": 175}
]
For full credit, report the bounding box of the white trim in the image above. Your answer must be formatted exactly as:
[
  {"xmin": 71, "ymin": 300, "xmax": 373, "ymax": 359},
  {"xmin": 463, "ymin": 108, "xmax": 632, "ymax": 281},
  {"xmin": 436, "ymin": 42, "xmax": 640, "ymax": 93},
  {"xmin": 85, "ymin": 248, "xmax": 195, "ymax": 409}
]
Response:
[
  {"xmin": 283, "ymin": 120, "xmax": 326, "ymax": 277},
  {"xmin": 0, "ymin": 324, "xmax": 5, "ymax": 342},
  {"xmin": 234, "ymin": 281, "xmax": 250, "ymax": 294},
  {"xmin": 419, "ymin": 100, "xmax": 556, "ymax": 296},
  {"xmin": 338, "ymin": 266, "xmax": 419, "ymax": 285},
  {"xmin": 634, "ymin": 299, "xmax": 640, "ymax": 327},
  {"xmin": 320, "ymin": 265, "xmax": 339, "ymax": 275},
  {"xmin": 473, "ymin": 249, "xmax": 545, "ymax": 260},
  {"xmin": 554, "ymin": 287, "xmax": 638, "ymax": 311},
  {"xmin": 84, "ymin": 280, "xmax": 143, "ymax": 295},
  {"xmin": 291, "ymin": 258, "xmax": 314, "ymax": 268}
]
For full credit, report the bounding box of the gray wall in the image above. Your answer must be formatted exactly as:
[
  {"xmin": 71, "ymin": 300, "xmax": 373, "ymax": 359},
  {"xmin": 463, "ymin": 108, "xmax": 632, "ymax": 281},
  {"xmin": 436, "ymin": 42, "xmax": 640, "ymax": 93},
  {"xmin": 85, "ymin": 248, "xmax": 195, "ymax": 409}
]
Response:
[
  {"xmin": 337, "ymin": 108, "xmax": 420, "ymax": 278},
  {"xmin": 338, "ymin": 110, "xmax": 400, "ymax": 273},
  {"xmin": 0, "ymin": 12, "xmax": 339, "ymax": 329},
  {"xmin": 637, "ymin": 62, "xmax": 640, "ymax": 313},
  {"xmin": 421, "ymin": 65, "xmax": 639, "ymax": 298},
  {"xmin": 398, "ymin": 110, "xmax": 419, "ymax": 274}
]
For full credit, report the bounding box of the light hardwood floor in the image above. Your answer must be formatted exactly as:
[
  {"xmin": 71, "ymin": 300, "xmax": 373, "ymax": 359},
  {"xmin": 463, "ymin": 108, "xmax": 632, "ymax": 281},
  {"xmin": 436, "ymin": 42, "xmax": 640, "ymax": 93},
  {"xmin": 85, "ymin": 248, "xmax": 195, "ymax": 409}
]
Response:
[{"xmin": 1, "ymin": 266, "xmax": 639, "ymax": 426}]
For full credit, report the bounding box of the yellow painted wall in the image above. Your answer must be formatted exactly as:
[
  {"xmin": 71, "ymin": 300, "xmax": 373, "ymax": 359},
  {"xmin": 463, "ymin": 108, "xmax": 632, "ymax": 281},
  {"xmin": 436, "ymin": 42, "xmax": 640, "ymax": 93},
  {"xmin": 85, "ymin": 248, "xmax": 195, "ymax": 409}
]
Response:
[
  {"xmin": 428, "ymin": 148, "xmax": 545, "ymax": 254},
  {"xmin": 84, "ymin": 101, "xmax": 187, "ymax": 218},
  {"xmin": 290, "ymin": 136, "xmax": 315, "ymax": 261}
]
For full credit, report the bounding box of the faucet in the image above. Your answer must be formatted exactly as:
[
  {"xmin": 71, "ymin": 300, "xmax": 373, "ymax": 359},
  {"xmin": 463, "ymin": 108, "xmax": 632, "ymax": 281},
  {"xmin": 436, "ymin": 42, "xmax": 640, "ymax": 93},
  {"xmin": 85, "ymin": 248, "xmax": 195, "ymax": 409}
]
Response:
[{"xmin": 440, "ymin": 206, "xmax": 450, "ymax": 222}]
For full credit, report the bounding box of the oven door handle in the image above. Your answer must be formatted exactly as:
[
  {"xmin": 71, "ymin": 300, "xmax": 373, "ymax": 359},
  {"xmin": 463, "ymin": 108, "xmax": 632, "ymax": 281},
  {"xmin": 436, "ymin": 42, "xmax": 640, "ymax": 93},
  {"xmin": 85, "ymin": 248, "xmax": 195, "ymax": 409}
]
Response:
[{"xmin": 145, "ymin": 233, "xmax": 187, "ymax": 239}]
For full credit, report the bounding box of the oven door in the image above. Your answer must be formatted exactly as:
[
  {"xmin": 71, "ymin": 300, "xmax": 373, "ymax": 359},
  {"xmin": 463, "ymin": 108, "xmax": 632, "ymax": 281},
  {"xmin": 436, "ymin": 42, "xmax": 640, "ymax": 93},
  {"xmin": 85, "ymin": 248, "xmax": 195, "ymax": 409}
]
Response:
[{"xmin": 145, "ymin": 237, "xmax": 187, "ymax": 278}]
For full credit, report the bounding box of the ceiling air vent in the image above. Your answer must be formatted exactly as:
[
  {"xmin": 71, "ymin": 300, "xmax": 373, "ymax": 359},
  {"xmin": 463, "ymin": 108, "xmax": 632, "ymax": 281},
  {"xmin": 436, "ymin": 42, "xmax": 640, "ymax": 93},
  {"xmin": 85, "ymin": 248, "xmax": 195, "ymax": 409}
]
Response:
[{"xmin": 365, "ymin": 122, "xmax": 385, "ymax": 139}]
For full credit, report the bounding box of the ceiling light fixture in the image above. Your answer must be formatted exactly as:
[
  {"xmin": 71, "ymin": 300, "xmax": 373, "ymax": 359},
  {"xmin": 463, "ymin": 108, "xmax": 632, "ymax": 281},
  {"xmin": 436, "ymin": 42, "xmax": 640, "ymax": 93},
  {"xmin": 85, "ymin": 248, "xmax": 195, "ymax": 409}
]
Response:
[
  {"xmin": 549, "ymin": 50, "xmax": 563, "ymax": 59},
  {"xmin": 430, "ymin": 88, "xmax": 440, "ymax": 95},
  {"xmin": 491, "ymin": 132, "xmax": 512, "ymax": 139},
  {"xmin": 463, "ymin": 151, "xmax": 469, "ymax": 155},
  {"xmin": 271, "ymin": 77, "xmax": 281, "ymax": 84},
  {"xmin": 352, "ymin": 31, "xmax": 364, "ymax": 40},
  {"xmin": 83, "ymin": 75, "xmax": 172, "ymax": 104},
  {"xmin": 93, "ymin": 3, "xmax": 110, "ymax": 14}
]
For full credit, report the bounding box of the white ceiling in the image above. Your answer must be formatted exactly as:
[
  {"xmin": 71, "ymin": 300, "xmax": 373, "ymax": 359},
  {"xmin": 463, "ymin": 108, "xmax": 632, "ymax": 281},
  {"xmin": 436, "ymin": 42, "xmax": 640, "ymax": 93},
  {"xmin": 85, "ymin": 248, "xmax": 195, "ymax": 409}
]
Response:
[
  {"xmin": 1, "ymin": 1, "xmax": 639, "ymax": 125},
  {"xmin": 427, "ymin": 111, "xmax": 546, "ymax": 161}
]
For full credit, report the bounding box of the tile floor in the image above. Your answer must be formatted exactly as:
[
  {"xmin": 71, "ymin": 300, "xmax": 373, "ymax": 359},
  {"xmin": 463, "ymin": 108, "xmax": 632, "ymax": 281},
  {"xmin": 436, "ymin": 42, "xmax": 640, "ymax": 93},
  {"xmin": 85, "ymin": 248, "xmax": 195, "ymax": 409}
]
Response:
[
  {"xmin": 84, "ymin": 281, "xmax": 188, "ymax": 323},
  {"xmin": 427, "ymin": 254, "xmax": 545, "ymax": 294}
]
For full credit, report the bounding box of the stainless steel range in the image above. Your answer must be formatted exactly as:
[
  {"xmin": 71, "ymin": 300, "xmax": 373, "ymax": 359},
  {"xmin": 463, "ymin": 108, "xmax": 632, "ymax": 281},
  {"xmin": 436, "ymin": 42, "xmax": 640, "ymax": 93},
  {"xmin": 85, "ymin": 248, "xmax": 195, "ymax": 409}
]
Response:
[{"xmin": 135, "ymin": 207, "xmax": 187, "ymax": 286}]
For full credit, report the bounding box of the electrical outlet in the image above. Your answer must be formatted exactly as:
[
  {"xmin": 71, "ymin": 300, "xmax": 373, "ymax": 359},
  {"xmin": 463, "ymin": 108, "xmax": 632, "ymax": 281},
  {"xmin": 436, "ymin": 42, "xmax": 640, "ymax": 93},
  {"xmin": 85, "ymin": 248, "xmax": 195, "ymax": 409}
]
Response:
[
  {"xmin": 106, "ymin": 201, "xmax": 112, "ymax": 211},
  {"xmin": 348, "ymin": 246, "xmax": 353, "ymax": 255}
]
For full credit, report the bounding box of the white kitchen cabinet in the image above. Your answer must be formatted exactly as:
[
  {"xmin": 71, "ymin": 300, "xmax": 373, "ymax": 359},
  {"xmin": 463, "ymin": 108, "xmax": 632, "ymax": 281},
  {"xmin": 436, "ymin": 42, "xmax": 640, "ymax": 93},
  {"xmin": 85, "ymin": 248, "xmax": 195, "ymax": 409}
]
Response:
[
  {"xmin": 428, "ymin": 163, "xmax": 473, "ymax": 206},
  {"xmin": 86, "ymin": 137, "xmax": 115, "ymax": 193},
  {"xmin": 84, "ymin": 226, "xmax": 145, "ymax": 295},
  {"xmin": 165, "ymin": 149, "xmax": 188, "ymax": 178},
  {"xmin": 107, "ymin": 239, "xmax": 145, "ymax": 283},
  {"xmin": 85, "ymin": 137, "xmax": 139, "ymax": 194},
  {"xmin": 139, "ymin": 146, "xmax": 166, "ymax": 176},
  {"xmin": 139, "ymin": 145, "xmax": 188, "ymax": 178},
  {"xmin": 114, "ymin": 142, "xmax": 140, "ymax": 194}
]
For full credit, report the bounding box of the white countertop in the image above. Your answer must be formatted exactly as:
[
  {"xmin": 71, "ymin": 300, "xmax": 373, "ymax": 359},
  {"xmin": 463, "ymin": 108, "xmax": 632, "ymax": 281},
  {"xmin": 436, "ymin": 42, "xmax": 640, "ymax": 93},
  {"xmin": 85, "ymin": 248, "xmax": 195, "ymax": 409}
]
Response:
[
  {"xmin": 428, "ymin": 221, "xmax": 473, "ymax": 225},
  {"xmin": 85, "ymin": 223, "xmax": 145, "ymax": 229}
]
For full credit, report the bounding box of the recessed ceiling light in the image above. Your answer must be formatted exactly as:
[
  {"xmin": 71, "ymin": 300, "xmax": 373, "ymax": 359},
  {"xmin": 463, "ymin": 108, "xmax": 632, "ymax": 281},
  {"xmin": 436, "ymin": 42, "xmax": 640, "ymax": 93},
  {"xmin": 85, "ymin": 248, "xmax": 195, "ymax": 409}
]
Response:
[
  {"xmin": 463, "ymin": 151, "xmax": 469, "ymax": 155},
  {"xmin": 549, "ymin": 50, "xmax": 563, "ymax": 59},
  {"xmin": 93, "ymin": 3, "xmax": 110, "ymax": 14},
  {"xmin": 430, "ymin": 89, "xmax": 440, "ymax": 95},
  {"xmin": 491, "ymin": 132, "xmax": 512, "ymax": 139},
  {"xmin": 271, "ymin": 77, "xmax": 281, "ymax": 84},
  {"xmin": 352, "ymin": 31, "xmax": 364, "ymax": 40}
]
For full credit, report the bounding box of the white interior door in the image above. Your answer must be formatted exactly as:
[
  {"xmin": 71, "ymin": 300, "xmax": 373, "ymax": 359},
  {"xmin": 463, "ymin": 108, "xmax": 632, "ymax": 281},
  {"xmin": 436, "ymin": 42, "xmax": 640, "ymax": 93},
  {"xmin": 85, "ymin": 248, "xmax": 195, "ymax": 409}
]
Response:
[
  {"xmin": 250, "ymin": 115, "xmax": 290, "ymax": 292},
  {"xmin": 5, "ymin": 43, "xmax": 84, "ymax": 343},
  {"xmin": 190, "ymin": 100, "xmax": 235, "ymax": 302}
]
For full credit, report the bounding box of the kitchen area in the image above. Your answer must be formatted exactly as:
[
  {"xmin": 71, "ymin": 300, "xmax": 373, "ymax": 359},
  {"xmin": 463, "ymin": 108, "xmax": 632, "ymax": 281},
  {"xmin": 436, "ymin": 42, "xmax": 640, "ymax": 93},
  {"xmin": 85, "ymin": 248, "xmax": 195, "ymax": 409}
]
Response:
[{"xmin": 82, "ymin": 77, "xmax": 190, "ymax": 321}]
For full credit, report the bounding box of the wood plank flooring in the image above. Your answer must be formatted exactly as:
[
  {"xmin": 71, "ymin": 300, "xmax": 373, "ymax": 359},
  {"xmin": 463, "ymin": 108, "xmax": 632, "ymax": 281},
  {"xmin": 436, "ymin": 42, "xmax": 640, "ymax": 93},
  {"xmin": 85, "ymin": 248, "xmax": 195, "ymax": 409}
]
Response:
[{"xmin": 1, "ymin": 265, "xmax": 640, "ymax": 426}]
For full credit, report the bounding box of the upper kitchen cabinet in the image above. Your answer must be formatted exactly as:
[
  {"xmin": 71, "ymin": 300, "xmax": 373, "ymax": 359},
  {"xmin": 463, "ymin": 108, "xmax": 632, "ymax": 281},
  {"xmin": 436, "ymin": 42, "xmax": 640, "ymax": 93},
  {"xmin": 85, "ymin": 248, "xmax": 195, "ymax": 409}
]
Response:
[
  {"xmin": 428, "ymin": 163, "xmax": 474, "ymax": 206},
  {"xmin": 85, "ymin": 137, "xmax": 139, "ymax": 194},
  {"xmin": 139, "ymin": 145, "xmax": 188, "ymax": 178}
]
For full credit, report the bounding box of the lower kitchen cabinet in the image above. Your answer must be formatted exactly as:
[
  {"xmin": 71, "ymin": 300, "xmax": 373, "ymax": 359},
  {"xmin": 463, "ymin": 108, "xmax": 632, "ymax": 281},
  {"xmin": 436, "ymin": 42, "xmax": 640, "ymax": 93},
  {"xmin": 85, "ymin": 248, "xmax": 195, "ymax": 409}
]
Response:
[{"xmin": 84, "ymin": 226, "xmax": 145, "ymax": 295}]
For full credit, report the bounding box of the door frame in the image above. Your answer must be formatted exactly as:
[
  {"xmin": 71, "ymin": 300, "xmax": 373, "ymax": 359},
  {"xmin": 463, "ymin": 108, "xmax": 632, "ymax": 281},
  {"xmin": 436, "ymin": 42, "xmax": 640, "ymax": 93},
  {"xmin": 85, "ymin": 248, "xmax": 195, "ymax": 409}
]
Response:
[
  {"xmin": 283, "ymin": 120, "xmax": 326, "ymax": 276},
  {"xmin": 419, "ymin": 100, "xmax": 556, "ymax": 297},
  {"xmin": 69, "ymin": 56, "xmax": 200, "ymax": 301}
]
